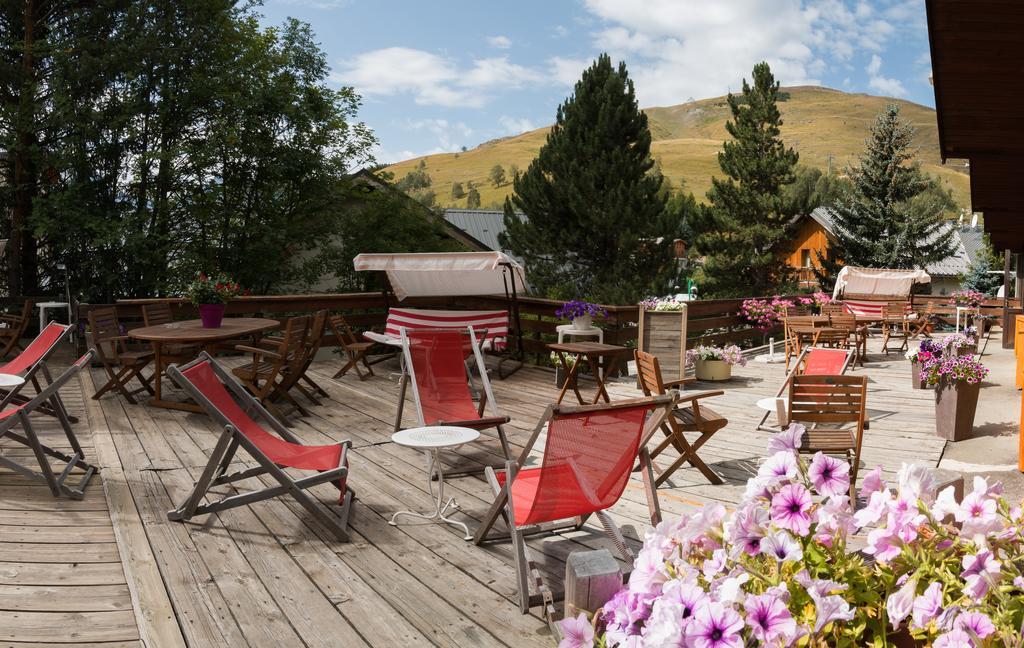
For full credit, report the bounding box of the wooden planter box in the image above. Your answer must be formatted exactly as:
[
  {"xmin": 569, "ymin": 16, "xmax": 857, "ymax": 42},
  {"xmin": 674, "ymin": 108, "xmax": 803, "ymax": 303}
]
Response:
[
  {"xmin": 934, "ymin": 380, "xmax": 981, "ymax": 441},
  {"xmin": 637, "ymin": 306, "xmax": 688, "ymax": 382}
]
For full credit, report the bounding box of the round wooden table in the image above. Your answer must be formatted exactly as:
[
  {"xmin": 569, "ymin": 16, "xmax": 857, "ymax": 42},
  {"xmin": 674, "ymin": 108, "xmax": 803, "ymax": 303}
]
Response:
[{"xmin": 128, "ymin": 317, "xmax": 280, "ymax": 411}]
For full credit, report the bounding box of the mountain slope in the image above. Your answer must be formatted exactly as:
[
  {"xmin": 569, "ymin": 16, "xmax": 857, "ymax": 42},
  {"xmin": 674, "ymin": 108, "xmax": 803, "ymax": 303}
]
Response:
[{"xmin": 385, "ymin": 86, "xmax": 970, "ymax": 210}]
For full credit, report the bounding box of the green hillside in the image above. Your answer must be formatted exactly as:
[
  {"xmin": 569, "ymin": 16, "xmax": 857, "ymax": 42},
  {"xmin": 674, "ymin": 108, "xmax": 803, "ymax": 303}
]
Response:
[{"xmin": 385, "ymin": 86, "xmax": 970, "ymax": 210}]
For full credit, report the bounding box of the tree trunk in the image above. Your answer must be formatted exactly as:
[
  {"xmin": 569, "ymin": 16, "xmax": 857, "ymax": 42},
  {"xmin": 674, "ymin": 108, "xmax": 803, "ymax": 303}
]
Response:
[{"xmin": 9, "ymin": 0, "xmax": 38, "ymax": 297}]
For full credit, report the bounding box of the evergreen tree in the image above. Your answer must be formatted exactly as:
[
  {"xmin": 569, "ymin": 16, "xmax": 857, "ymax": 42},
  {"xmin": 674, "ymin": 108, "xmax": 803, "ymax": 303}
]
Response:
[
  {"xmin": 960, "ymin": 237, "xmax": 1003, "ymax": 296},
  {"xmin": 821, "ymin": 105, "xmax": 956, "ymax": 276},
  {"xmin": 466, "ymin": 183, "xmax": 481, "ymax": 209},
  {"xmin": 451, "ymin": 181, "xmax": 465, "ymax": 199},
  {"xmin": 489, "ymin": 164, "xmax": 505, "ymax": 187},
  {"xmin": 691, "ymin": 62, "xmax": 799, "ymax": 297},
  {"xmin": 500, "ymin": 54, "xmax": 673, "ymax": 303}
]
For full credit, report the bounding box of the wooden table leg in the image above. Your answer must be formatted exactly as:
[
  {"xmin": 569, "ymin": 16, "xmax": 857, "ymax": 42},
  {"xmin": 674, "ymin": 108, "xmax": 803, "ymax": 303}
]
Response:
[
  {"xmin": 147, "ymin": 341, "xmax": 204, "ymax": 413},
  {"xmin": 555, "ymin": 351, "xmax": 585, "ymax": 405},
  {"xmin": 589, "ymin": 353, "xmax": 617, "ymax": 404}
]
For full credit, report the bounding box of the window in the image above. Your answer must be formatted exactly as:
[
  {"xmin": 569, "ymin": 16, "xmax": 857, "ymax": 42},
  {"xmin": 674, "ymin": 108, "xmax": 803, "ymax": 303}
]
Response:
[{"xmin": 801, "ymin": 249, "xmax": 811, "ymax": 268}]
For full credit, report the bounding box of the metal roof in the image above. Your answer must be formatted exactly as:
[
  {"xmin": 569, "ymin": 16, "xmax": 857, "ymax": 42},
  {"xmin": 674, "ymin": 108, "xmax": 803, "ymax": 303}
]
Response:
[{"xmin": 442, "ymin": 209, "xmax": 526, "ymax": 263}]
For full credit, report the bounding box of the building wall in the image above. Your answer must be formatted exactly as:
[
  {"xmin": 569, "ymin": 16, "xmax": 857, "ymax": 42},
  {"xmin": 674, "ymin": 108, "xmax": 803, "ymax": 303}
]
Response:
[{"xmin": 781, "ymin": 219, "xmax": 831, "ymax": 288}]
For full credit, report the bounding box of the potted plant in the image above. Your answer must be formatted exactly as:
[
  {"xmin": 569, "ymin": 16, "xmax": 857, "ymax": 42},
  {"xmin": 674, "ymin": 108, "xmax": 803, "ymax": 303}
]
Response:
[
  {"xmin": 686, "ymin": 344, "xmax": 746, "ymax": 381},
  {"xmin": 797, "ymin": 290, "xmax": 833, "ymax": 315},
  {"xmin": 637, "ymin": 297, "xmax": 689, "ymax": 382},
  {"xmin": 184, "ymin": 272, "xmax": 244, "ymax": 328},
  {"xmin": 905, "ymin": 339, "xmax": 941, "ymax": 390},
  {"xmin": 740, "ymin": 296, "xmax": 793, "ymax": 333},
  {"xmin": 942, "ymin": 332, "xmax": 976, "ymax": 358},
  {"xmin": 949, "ymin": 288, "xmax": 985, "ymax": 309},
  {"xmin": 550, "ymin": 350, "xmax": 580, "ymax": 387},
  {"xmin": 555, "ymin": 300, "xmax": 607, "ymax": 331},
  {"xmin": 921, "ymin": 353, "xmax": 988, "ymax": 441}
]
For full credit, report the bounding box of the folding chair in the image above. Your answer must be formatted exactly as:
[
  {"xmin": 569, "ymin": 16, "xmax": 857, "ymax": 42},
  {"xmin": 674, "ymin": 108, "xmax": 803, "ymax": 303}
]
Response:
[
  {"xmin": 89, "ymin": 307, "xmax": 155, "ymax": 404},
  {"xmin": 233, "ymin": 315, "xmax": 309, "ymax": 424},
  {"xmin": 755, "ymin": 347, "xmax": 852, "ymax": 433},
  {"xmin": 473, "ymin": 393, "xmax": 677, "ymax": 627},
  {"xmin": 634, "ymin": 350, "xmax": 726, "ymax": 485},
  {"xmin": 142, "ymin": 302, "xmax": 200, "ymax": 373},
  {"xmin": 0, "ymin": 300, "xmax": 34, "ymax": 359},
  {"xmin": 398, "ymin": 327, "xmax": 512, "ymax": 475},
  {"xmin": 328, "ymin": 314, "xmax": 376, "ymax": 381},
  {"xmin": 910, "ymin": 302, "xmax": 935, "ymax": 339},
  {"xmin": 820, "ymin": 303, "xmax": 845, "ymax": 318},
  {"xmin": 829, "ymin": 313, "xmax": 867, "ymax": 367},
  {"xmin": 167, "ymin": 353, "xmax": 353, "ymax": 541},
  {"xmin": 294, "ymin": 310, "xmax": 331, "ymax": 404},
  {"xmin": 788, "ymin": 374, "xmax": 868, "ymax": 498},
  {"xmin": 881, "ymin": 302, "xmax": 911, "ymax": 354},
  {"xmin": 0, "ymin": 351, "xmax": 98, "ymax": 499},
  {"xmin": 0, "ymin": 322, "xmax": 78, "ymax": 422},
  {"xmin": 784, "ymin": 315, "xmax": 818, "ymax": 371}
]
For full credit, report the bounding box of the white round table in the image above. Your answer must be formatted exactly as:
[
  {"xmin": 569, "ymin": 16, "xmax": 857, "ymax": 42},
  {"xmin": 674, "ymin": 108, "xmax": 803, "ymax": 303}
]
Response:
[
  {"xmin": 0, "ymin": 374, "xmax": 25, "ymax": 388},
  {"xmin": 389, "ymin": 425, "xmax": 480, "ymax": 540},
  {"xmin": 756, "ymin": 396, "xmax": 789, "ymax": 428}
]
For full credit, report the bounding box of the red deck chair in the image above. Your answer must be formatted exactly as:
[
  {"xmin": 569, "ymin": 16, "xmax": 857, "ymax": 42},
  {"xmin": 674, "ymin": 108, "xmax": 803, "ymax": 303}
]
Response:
[
  {"xmin": 755, "ymin": 347, "xmax": 852, "ymax": 432},
  {"xmin": 0, "ymin": 351, "xmax": 98, "ymax": 498},
  {"xmin": 397, "ymin": 327, "xmax": 512, "ymax": 475},
  {"xmin": 0, "ymin": 322, "xmax": 78, "ymax": 423},
  {"xmin": 473, "ymin": 394, "xmax": 677, "ymax": 627},
  {"xmin": 166, "ymin": 352, "xmax": 354, "ymax": 541}
]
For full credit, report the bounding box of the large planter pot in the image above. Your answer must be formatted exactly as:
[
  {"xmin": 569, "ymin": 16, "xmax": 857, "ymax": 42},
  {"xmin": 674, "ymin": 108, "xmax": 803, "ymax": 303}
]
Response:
[
  {"xmin": 695, "ymin": 359, "xmax": 732, "ymax": 381},
  {"xmin": 571, "ymin": 314, "xmax": 593, "ymax": 331},
  {"xmin": 198, "ymin": 303, "xmax": 226, "ymax": 328},
  {"xmin": 910, "ymin": 360, "xmax": 926, "ymax": 389},
  {"xmin": 934, "ymin": 380, "xmax": 982, "ymax": 441},
  {"xmin": 959, "ymin": 343, "xmax": 977, "ymax": 357},
  {"xmin": 637, "ymin": 306, "xmax": 688, "ymax": 382}
]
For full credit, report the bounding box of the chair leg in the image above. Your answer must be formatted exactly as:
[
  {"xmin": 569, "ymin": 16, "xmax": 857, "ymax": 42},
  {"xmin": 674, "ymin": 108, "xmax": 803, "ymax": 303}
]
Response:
[
  {"xmin": 473, "ymin": 466, "xmax": 508, "ymax": 544},
  {"xmin": 169, "ymin": 427, "xmax": 236, "ymax": 522}
]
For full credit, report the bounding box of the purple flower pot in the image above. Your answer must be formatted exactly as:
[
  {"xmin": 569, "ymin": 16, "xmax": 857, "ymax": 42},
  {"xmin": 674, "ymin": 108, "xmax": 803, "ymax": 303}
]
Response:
[{"xmin": 199, "ymin": 303, "xmax": 225, "ymax": 329}]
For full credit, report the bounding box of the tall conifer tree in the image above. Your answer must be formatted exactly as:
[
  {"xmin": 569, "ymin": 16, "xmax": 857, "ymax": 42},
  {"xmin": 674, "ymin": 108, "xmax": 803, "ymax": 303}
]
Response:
[
  {"xmin": 500, "ymin": 54, "xmax": 673, "ymax": 303},
  {"xmin": 692, "ymin": 62, "xmax": 798, "ymax": 297}
]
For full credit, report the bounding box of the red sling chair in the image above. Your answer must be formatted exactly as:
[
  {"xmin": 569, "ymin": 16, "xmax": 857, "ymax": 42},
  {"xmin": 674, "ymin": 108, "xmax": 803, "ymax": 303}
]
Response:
[
  {"xmin": 0, "ymin": 322, "xmax": 78, "ymax": 423},
  {"xmin": 166, "ymin": 353, "xmax": 354, "ymax": 541},
  {"xmin": 398, "ymin": 327, "xmax": 512, "ymax": 475},
  {"xmin": 473, "ymin": 394, "xmax": 677, "ymax": 627},
  {"xmin": 756, "ymin": 346, "xmax": 853, "ymax": 432}
]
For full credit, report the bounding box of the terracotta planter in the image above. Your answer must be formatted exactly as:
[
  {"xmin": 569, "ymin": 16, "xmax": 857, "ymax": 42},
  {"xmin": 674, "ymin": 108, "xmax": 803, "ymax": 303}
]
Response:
[
  {"xmin": 199, "ymin": 303, "xmax": 226, "ymax": 328},
  {"xmin": 910, "ymin": 360, "xmax": 927, "ymax": 389},
  {"xmin": 934, "ymin": 380, "xmax": 981, "ymax": 441},
  {"xmin": 695, "ymin": 359, "xmax": 732, "ymax": 381}
]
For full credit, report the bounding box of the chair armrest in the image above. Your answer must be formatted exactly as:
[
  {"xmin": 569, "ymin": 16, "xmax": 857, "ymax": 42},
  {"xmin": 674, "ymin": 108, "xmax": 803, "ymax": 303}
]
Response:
[
  {"xmin": 435, "ymin": 415, "xmax": 510, "ymax": 428},
  {"xmin": 675, "ymin": 389, "xmax": 725, "ymax": 404},
  {"xmin": 235, "ymin": 345, "xmax": 283, "ymax": 360},
  {"xmin": 663, "ymin": 376, "xmax": 697, "ymax": 388}
]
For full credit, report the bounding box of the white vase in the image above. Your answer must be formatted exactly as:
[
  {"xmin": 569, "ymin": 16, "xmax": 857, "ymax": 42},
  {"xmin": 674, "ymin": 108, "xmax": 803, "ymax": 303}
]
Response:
[{"xmin": 572, "ymin": 314, "xmax": 593, "ymax": 331}]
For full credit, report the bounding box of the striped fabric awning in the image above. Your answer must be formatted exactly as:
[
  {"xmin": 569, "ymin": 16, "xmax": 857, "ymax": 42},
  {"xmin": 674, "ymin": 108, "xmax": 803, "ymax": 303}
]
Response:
[{"xmin": 365, "ymin": 308, "xmax": 509, "ymax": 351}]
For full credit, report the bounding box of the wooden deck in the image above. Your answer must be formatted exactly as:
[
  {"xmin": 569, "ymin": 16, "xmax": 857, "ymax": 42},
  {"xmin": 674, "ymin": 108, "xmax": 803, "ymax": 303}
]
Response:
[{"xmin": 1, "ymin": 335, "xmax": 996, "ymax": 646}]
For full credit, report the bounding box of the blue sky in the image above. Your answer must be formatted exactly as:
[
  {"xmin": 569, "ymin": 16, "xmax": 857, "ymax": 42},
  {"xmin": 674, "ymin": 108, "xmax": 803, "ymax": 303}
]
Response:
[{"xmin": 258, "ymin": 0, "xmax": 935, "ymax": 164}]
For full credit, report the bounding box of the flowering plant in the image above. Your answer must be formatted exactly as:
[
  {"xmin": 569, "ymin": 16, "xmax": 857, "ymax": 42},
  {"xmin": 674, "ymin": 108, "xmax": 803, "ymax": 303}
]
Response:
[
  {"xmin": 949, "ymin": 289, "xmax": 985, "ymax": 308},
  {"xmin": 963, "ymin": 326, "xmax": 978, "ymax": 341},
  {"xmin": 686, "ymin": 345, "xmax": 747, "ymax": 367},
  {"xmin": 906, "ymin": 339, "xmax": 942, "ymax": 366},
  {"xmin": 941, "ymin": 333, "xmax": 976, "ymax": 354},
  {"xmin": 549, "ymin": 351, "xmax": 578, "ymax": 368},
  {"xmin": 556, "ymin": 300, "xmax": 608, "ymax": 322},
  {"xmin": 183, "ymin": 273, "xmax": 245, "ymax": 306},
  {"xmin": 920, "ymin": 353, "xmax": 988, "ymax": 388},
  {"xmin": 639, "ymin": 297, "xmax": 687, "ymax": 312},
  {"xmin": 797, "ymin": 291, "xmax": 833, "ymax": 310},
  {"xmin": 560, "ymin": 426, "xmax": 1024, "ymax": 648},
  {"xmin": 740, "ymin": 297, "xmax": 794, "ymax": 331}
]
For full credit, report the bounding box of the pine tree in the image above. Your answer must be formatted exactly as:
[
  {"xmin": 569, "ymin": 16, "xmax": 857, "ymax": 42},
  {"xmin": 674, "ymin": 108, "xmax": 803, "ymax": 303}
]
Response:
[
  {"xmin": 822, "ymin": 105, "xmax": 956, "ymax": 275},
  {"xmin": 691, "ymin": 62, "xmax": 799, "ymax": 297},
  {"xmin": 500, "ymin": 54, "xmax": 673, "ymax": 303}
]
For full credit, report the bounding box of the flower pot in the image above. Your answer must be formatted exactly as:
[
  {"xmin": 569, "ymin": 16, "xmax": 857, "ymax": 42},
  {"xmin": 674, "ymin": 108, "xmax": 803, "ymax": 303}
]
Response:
[
  {"xmin": 934, "ymin": 380, "xmax": 981, "ymax": 441},
  {"xmin": 571, "ymin": 314, "xmax": 593, "ymax": 331},
  {"xmin": 959, "ymin": 343, "xmax": 977, "ymax": 357},
  {"xmin": 910, "ymin": 360, "xmax": 926, "ymax": 390},
  {"xmin": 199, "ymin": 303, "xmax": 226, "ymax": 328},
  {"xmin": 695, "ymin": 359, "xmax": 732, "ymax": 381}
]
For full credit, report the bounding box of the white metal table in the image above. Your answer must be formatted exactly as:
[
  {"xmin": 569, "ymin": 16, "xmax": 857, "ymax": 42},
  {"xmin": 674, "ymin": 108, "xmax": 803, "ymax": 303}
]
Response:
[
  {"xmin": 0, "ymin": 374, "xmax": 25, "ymax": 389},
  {"xmin": 955, "ymin": 306, "xmax": 979, "ymax": 333},
  {"xmin": 389, "ymin": 425, "xmax": 480, "ymax": 540}
]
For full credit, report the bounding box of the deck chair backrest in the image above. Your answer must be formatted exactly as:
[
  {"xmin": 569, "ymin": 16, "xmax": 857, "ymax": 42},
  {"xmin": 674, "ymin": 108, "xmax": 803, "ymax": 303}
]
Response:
[
  {"xmin": 803, "ymin": 348, "xmax": 850, "ymax": 375},
  {"xmin": 634, "ymin": 350, "xmax": 667, "ymax": 396},
  {"xmin": 402, "ymin": 326, "xmax": 497, "ymax": 425},
  {"xmin": 788, "ymin": 374, "xmax": 867, "ymax": 429},
  {"xmin": 142, "ymin": 302, "xmax": 174, "ymax": 327},
  {"xmin": 828, "ymin": 312, "xmax": 857, "ymax": 331},
  {"xmin": 0, "ymin": 322, "xmax": 70, "ymax": 375},
  {"xmin": 786, "ymin": 306, "xmax": 810, "ymax": 317},
  {"xmin": 0, "ymin": 351, "xmax": 94, "ymax": 429},
  {"xmin": 306, "ymin": 310, "xmax": 328, "ymax": 356},
  {"xmin": 275, "ymin": 316, "xmax": 310, "ymax": 370},
  {"xmin": 520, "ymin": 403, "xmax": 652, "ymax": 527}
]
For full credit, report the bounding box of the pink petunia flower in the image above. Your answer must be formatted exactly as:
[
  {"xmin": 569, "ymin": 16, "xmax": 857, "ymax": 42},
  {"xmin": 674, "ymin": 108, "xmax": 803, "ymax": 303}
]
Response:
[
  {"xmin": 767, "ymin": 423, "xmax": 805, "ymax": 454},
  {"xmin": 886, "ymin": 576, "xmax": 918, "ymax": 629},
  {"xmin": 854, "ymin": 489, "xmax": 892, "ymax": 528},
  {"xmin": 897, "ymin": 463, "xmax": 936, "ymax": 504},
  {"xmin": 933, "ymin": 629, "xmax": 974, "ymax": 648},
  {"xmin": 864, "ymin": 526, "xmax": 902, "ymax": 563},
  {"xmin": 814, "ymin": 496, "xmax": 855, "ymax": 548},
  {"xmin": 758, "ymin": 451, "xmax": 799, "ymax": 481},
  {"xmin": 771, "ymin": 483, "xmax": 814, "ymax": 536},
  {"xmin": 744, "ymin": 592, "xmax": 797, "ymax": 644},
  {"xmin": 955, "ymin": 611, "xmax": 995, "ymax": 639},
  {"xmin": 956, "ymin": 492, "xmax": 1002, "ymax": 540},
  {"xmin": 558, "ymin": 613, "xmax": 594, "ymax": 648},
  {"xmin": 808, "ymin": 452, "xmax": 851, "ymax": 499},
  {"xmin": 809, "ymin": 589, "xmax": 854, "ymax": 632},
  {"xmin": 960, "ymin": 551, "xmax": 1002, "ymax": 599},
  {"xmin": 761, "ymin": 530, "xmax": 803, "ymax": 563},
  {"xmin": 911, "ymin": 582, "xmax": 943, "ymax": 629},
  {"xmin": 858, "ymin": 466, "xmax": 885, "ymax": 500},
  {"xmin": 687, "ymin": 603, "xmax": 744, "ymax": 648}
]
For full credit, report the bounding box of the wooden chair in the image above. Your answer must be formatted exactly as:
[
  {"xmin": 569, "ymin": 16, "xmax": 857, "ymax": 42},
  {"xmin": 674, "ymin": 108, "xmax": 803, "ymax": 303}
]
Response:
[
  {"xmin": 910, "ymin": 302, "xmax": 935, "ymax": 339},
  {"xmin": 328, "ymin": 314, "xmax": 376, "ymax": 381},
  {"xmin": 829, "ymin": 313, "xmax": 867, "ymax": 366},
  {"xmin": 786, "ymin": 305, "xmax": 811, "ymax": 317},
  {"xmin": 820, "ymin": 303, "xmax": 845, "ymax": 318},
  {"xmin": 142, "ymin": 302, "xmax": 200, "ymax": 371},
  {"xmin": 167, "ymin": 352, "xmax": 353, "ymax": 541},
  {"xmin": 473, "ymin": 393, "xmax": 677, "ymax": 628},
  {"xmin": 89, "ymin": 307, "xmax": 155, "ymax": 404},
  {"xmin": 756, "ymin": 346, "xmax": 853, "ymax": 432},
  {"xmin": 634, "ymin": 350, "xmax": 727, "ymax": 485},
  {"xmin": 0, "ymin": 351, "xmax": 98, "ymax": 498},
  {"xmin": 881, "ymin": 302, "xmax": 910, "ymax": 354},
  {"xmin": 784, "ymin": 315, "xmax": 820, "ymax": 370},
  {"xmin": 0, "ymin": 300, "xmax": 34, "ymax": 359},
  {"xmin": 294, "ymin": 310, "xmax": 331, "ymax": 404},
  {"xmin": 788, "ymin": 374, "xmax": 868, "ymax": 498},
  {"xmin": 232, "ymin": 315, "xmax": 309, "ymax": 424}
]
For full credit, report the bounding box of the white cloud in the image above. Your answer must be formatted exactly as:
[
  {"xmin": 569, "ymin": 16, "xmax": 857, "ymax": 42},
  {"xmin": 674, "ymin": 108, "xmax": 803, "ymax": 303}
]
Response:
[
  {"xmin": 499, "ymin": 116, "xmax": 537, "ymax": 136},
  {"xmin": 552, "ymin": 25, "xmax": 569, "ymax": 38},
  {"xmin": 334, "ymin": 48, "xmax": 541, "ymax": 108},
  {"xmin": 487, "ymin": 35, "xmax": 512, "ymax": 49},
  {"xmin": 864, "ymin": 54, "xmax": 906, "ymax": 97},
  {"xmin": 866, "ymin": 54, "xmax": 882, "ymax": 75},
  {"xmin": 548, "ymin": 56, "xmax": 590, "ymax": 86}
]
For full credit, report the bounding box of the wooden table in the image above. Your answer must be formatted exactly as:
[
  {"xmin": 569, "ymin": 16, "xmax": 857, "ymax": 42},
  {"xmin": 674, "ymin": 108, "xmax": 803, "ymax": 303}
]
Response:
[
  {"xmin": 548, "ymin": 342, "xmax": 631, "ymax": 405},
  {"xmin": 127, "ymin": 317, "xmax": 280, "ymax": 412}
]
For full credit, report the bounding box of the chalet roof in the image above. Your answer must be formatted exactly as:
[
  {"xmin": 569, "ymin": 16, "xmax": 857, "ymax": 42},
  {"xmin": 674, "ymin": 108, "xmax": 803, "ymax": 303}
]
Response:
[{"xmin": 442, "ymin": 209, "xmax": 525, "ymax": 263}]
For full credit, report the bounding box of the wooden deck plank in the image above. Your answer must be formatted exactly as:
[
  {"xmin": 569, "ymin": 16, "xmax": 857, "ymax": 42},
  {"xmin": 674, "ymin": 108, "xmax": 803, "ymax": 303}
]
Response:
[
  {"xmin": 0, "ymin": 584, "xmax": 133, "ymax": 612},
  {"xmin": 0, "ymin": 609, "xmax": 138, "ymax": 643}
]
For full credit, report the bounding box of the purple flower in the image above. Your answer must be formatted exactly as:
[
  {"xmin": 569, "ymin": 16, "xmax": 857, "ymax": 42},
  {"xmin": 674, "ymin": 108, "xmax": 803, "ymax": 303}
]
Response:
[
  {"xmin": 960, "ymin": 551, "xmax": 1002, "ymax": 599},
  {"xmin": 956, "ymin": 491, "xmax": 1001, "ymax": 540},
  {"xmin": 858, "ymin": 466, "xmax": 885, "ymax": 500},
  {"xmin": 758, "ymin": 451, "xmax": 798, "ymax": 481},
  {"xmin": 814, "ymin": 496, "xmax": 855, "ymax": 547},
  {"xmin": 934, "ymin": 629, "xmax": 974, "ymax": 648},
  {"xmin": 744, "ymin": 593, "xmax": 797, "ymax": 644},
  {"xmin": 601, "ymin": 590, "xmax": 651, "ymax": 641},
  {"xmin": 770, "ymin": 483, "xmax": 814, "ymax": 536},
  {"xmin": 864, "ymin": 526, "xmax": 902, "ymax": 563},
  {"xmin": 808, "ymin": 452, "xmax": 851, "ymax": 499},
  {"xmin": 955, "ymin": 611, "xmax": 995, "ymax": 639},
  {"xmin": 911, "ymin": 582, "xmax": 943, "ymax": 629},
  {"xmin": 558, "ymin": 613, "xmax": 594, "ymax": 648},
  {"xmin": 686, "ymin": 603, "xmax": 743, "ymax": 648},
  {"xmin": 886, "ymin": 576, "xmax": 918, "ymax": 629},
  {"xmin": 727, "ymin": 504, "xmax": 767, "ymax": 556},
  {"xmin": 761, "ymin": 530, "xmax": 803, "ymax": 562},
  {"xmin": 809, "ymin": 589, "xmax": 854, "ymax": 632},
  {"xmin": 767, "ymin": 423, "xmax": 805, "ymax": 454}
]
